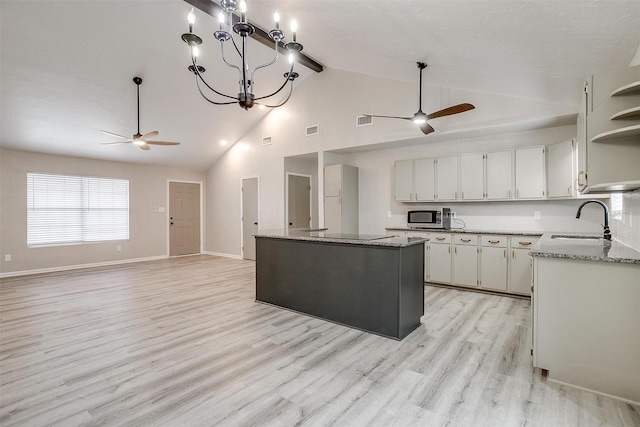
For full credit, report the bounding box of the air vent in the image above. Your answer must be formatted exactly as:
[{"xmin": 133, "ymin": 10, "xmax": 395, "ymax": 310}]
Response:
[
  {"xmin": 357, "ymin": 115, "xmax": 373, "ymax": 126},
  {"xmin": 306, "ymin": 125, "xmax": 319, "ymax": 136},
  {"xmin": 262, "ymin": 136, "xmax": 272, "ymax": 146}
]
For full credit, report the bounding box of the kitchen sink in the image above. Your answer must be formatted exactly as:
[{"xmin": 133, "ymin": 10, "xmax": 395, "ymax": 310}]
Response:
[{"xmin": 550, "ymin": 234, "xmax": 603, "ymax": 241}]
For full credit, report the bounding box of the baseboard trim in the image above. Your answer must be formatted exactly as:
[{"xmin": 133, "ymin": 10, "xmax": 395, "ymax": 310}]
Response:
[
  {"xmin": 0, "ymin": 255, "xmax": 168, "ymax": 279},
  {"xmin": 203, "ymin": 251, "xmax": 243, "ymax": 260},
  {"xmin": 545, "ymin": 377, "xmax": 640, "ymax": 406}
]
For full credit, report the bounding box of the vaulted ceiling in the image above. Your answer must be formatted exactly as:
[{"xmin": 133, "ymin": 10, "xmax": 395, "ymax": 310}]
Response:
[{"xmin": 2, "ymin": 0, "xmax": 639, "ymax": 171}]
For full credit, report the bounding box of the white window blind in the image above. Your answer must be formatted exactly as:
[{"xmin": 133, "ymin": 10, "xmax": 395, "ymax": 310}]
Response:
[{"xmin": 27, "ymin": 173, "xmax": 129, "ymax": 246}]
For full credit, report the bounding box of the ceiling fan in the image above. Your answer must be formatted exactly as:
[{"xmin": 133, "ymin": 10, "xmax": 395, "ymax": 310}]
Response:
[
  {"xmin": 364, "ymin": 62, "xmax": 475, "ymax": 135},
  {"xmin": 100, "ymin": 77, "xmax": 180, "ymax": 151}
]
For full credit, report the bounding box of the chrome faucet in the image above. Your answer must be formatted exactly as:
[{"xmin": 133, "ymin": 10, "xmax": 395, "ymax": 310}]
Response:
[{"xmin": 576, "ymin": 199, "xmax": 611, "ymax": 240}]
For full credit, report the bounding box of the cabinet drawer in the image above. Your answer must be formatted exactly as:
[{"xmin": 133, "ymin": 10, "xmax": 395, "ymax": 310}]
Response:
[
  {"xmin": 481, "ymin": 235, "xmax": 508, "ymax": 247},
  {"xmin": 430, "ymin": 233, "xmax": 452, "ymax": 244},
  {"xmin": 510, "ymin": 236, "xmax": 540, "ymax": 249},
  {"xmin": 407, "ymin": 231, "xmax": 430, "ymax": 239},
  {"xmin": 454, "ymin": 234, "xmax": 478, "ymax": 245}
]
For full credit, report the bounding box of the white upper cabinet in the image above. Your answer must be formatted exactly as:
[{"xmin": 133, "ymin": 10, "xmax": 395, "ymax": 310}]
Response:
[
  {"xmin": 394, "ymin": 160, "xmax": 414, "ymax": 201},
  {"xmin": 436, "ymin": 156, "xmax": 459, "ymax": 200},
  {"xmin": 324, "ymin": 164, "xmax": 343, "ymax": 197},
  {"xmin": 547, "ymin": 139, "xmax": 575, "ymax": 198},
  {"xmin": 459, "ymin": 153, "xmax": 484, "ymax": 200},
  {"xmin": 515, "ymin": 146, "xmax": 546, "ymax": 199},
  {"xmin": 414, "ymin": 158, "xmax": 436, "ymax": 201},
  {"xmin": 486, "ymin": 150, "xmax": 513, "ymax": 200}
]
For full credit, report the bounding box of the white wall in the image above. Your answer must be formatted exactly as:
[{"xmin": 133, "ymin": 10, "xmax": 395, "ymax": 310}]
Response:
[
  {"xmin": 612, "ymin": 189, "xmax": 640, "ymax": 250},
  {"xmin": 0, "ymin": 148, "xmax": 204, "ymax": 275},
  {"xmin": 204, "ymin": 67, "xmax": 602, "ymax": 256}
]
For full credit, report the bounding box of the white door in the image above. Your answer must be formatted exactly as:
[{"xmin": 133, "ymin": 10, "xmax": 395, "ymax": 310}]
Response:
[
  {"xmin": 428, "ymin": 243, "xmax": 452, "ymax": 283},
  {"xmin": 394, "ymin": 160, "xmax": 413, "ymax": 201},
  {"xmin": 287, "ymin": 174, "xmax": 311, "ymax": 229},
  {"xmin": 547, "ymin": 140, "xmax": 575, "ymax": 198},
  {"xmin": 324, "ymin": 196, "xmax": 342, "ymax": 233},
  {"xmin": 459, "ymin": 153, "xmax": 484, "ymax": 200},
  {"xmin": 515, "ymin": 146, "xmax": 545, "ymax": 199},
  {"xmin": 510, "ymin": 249, "xmax": 532, "ymax": 295},
  {"xmin": 169, "ymin": 182, "xmax": 200, "ymax": 256},
  {"xmin": 480, "ymin": 247, "xmax": 508, "ymax": 291},
  {"xmin": 436, "ymin": 156, "xmax": 458, "ymax": 200},
  {"xmin": 242, "ymin": 177, "xmax": 259, "ymax": 260},
  {"xmin": 453, "ymin": 245, "xmax": 478, "ymax": 287},
  {"xmin": 486, "ymin": 150, "xmax": 513, "ymax": 200},
  {"xmin": 414, "ymin": 158, "xmax": 435, "ymax": 201}
]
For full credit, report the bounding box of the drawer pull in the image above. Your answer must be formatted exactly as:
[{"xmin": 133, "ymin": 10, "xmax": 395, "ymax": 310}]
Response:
[
  {"xmin": 436, "ymin": 237, "xmax": 446, "ymax": 241},
  {"xmin": 488, "ymin": 240, "xmax": 500, "ymax": 244},
  {"xmin": 519, "ymin": 241, "xmax": 532, "ymax": 246},
  {"xmin": 461, "ymin": 238, "xmax": 471, "ymax": 243}
]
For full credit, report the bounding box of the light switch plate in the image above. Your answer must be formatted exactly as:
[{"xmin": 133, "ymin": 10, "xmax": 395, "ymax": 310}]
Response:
[
  {"xmin": 4, "ymin": 254, "xmax": 11, "ymax": 262},
  {"xmin": 534, "ymin": 211, "xmax": 541, "ymax": 219}
]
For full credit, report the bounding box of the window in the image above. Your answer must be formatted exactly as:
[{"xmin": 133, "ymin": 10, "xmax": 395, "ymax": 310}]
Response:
[{"xmin": 27, "ymin": 173, "xmax": 129, "ymax": 246}]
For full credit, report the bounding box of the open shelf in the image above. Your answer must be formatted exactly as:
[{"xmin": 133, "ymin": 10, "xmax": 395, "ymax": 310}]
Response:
[
  {"xmin": 611, "ymin": 106, "xmax": 640, "ymax": 120},
  {"xmin": 610, "ymin": 81, "xmax": 640, "ymax": 97},
  {"xmin": 591, "ymin": 124, "xmax": 640, "ymax": 143}
]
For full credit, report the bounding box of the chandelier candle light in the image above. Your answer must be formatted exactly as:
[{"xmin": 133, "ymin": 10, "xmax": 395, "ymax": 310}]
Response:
[{"xmin": 181, "ymin": 0, "xmax": 303, "ymax": 110}]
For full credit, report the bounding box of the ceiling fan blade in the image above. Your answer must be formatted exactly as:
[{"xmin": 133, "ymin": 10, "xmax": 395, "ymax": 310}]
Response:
[
  {"xmin": 145, "ymin": 141, "xmax": 181, "ymax": 146},
  {"xmin": 138, "ymin": 143, "xmax": 151, "ymax": 151},
  {"xmin": 363, "ymin": 114, "xmax": 413, "ymax": 121},
  {"xmin": 100, "ymin": 141, "xmax": 132, "ymax": 145},
  {"xmin": 419, "ymin": 122, "xmax": 435, "ymax": 135},
  {"xmin": 140, "ymin": 130, "xmax": 159, "ymax": 139},
  {"xmin": 100, "ymin": 130, "xmax": 132, "ymax": 141},
  {"xmin": 426, "ymin": 103, "xmax": 475, "ymax": 120}
]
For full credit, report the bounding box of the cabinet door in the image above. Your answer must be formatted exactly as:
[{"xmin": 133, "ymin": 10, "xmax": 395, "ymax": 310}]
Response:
[
  {"xmin": 394, "ymin": 160, "xmax": 413, "ymax": 201},
  {"xmin": 480, "ymin": 246, "xmax": 508, "ymax": 291},
  {"xmin": 510, "ymin": 248, "xmax": 532, "ymax": 295},
  {"xmin": 453, "ymin": 245, "xmax": 478, "ymax": 287},
  {"xmin": 515, "ymin": 147, "xmax": 545, "ymax": 199},
  {"xmin": 324, "ymin": 164, "xmax": 342, "ymax": 197},
  {"xmin": 459, "ymin": 153, "xmax": 484, "ymax": 200},
  {"xmin": 486, "ymin": 150, "xmax": 513, "ymax": 199},
  {"xmin": 436, "ymin": 156, "xmax": 458, "ymax": 200},
  {"xmin": 324, "ymin": 196, "xmax": 342, "ymax": 233},
  {"xmin": 427, "ymin": 243, "xmax": 452, "ymax": 283},
  {"xmin": 414, "ymin": 158, "xmax": 435, "ymax": 201},
  {"xmin": 547, "ymin": 140, "xmax": 575, "ymax": 198}
]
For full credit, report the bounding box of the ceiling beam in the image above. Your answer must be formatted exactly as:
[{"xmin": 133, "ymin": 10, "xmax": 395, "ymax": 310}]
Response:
[{"xmin": 183, "ymin": 0, "xmax": 324, "ymax": 73}]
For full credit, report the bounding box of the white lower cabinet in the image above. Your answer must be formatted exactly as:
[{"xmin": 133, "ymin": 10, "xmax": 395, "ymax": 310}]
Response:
[
  {"xmin": 426, "ymin": 234, "xmax": 452, "ymax": 284},
  {"xmin": 453, "ymin": 234, "xmax": 479, "ymax": 287},
  {"xmin": 479, "ymin": 235, "xmax": 508, "ymax": 291},
  {"xmin": 509, "ymin": 236, "xmax": 539, "ymax": 295}
]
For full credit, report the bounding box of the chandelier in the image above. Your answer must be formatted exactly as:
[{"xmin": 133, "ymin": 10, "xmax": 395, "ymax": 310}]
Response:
[{"xmin": 181, "ymin": 0, "xmax": 303, "ymax": 110}]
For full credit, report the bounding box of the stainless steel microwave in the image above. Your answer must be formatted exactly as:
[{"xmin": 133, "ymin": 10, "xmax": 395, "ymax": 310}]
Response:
[{"xmin": 407, "ymin": 208, "xmax": 451, "ymax": 229}]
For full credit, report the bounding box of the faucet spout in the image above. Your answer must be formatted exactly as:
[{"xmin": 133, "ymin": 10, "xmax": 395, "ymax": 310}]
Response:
[{"xmin": 576, "ymin": 199, "xmax": 611, "ymax": 240}]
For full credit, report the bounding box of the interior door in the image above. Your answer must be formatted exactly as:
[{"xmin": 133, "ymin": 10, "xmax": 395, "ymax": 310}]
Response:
[
  {"xmin": 242, "ymin": 177, "xmax": 259, "ymax": 260},
  {"xmin": 169, "ymin": 182, "xmax": 200, "ymax": 256},
  {"xmin": 287, "ymin": 174, "xmax": 311, "ymax": 229}
]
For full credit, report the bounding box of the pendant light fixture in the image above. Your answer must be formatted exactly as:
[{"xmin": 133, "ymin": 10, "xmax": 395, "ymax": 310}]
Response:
[{"xmin": 181, "ymin": 0, "xmax": 303, "ymax": 110}]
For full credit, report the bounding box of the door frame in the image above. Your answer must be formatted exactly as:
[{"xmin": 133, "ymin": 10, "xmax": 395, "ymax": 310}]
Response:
[
  {"xmin": 166, "ymin": 179, "xmax": 204, "ymax": 257},
  {"xmin": 241, "ymin": 176, "xmax": 260, "ymax": 259},
  {"xmin": 285, "ymin": 172, "xmax": 312, "ymax": 230}
]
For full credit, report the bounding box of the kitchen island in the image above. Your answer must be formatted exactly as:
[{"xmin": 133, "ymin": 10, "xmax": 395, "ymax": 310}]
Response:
[
  {"xmin": 531, "ymin": 234, "xmax": 640, "ymax": 404},
  {"xmin": 255, "ymin": 230, "xmax": 427, "ymax": 340}
]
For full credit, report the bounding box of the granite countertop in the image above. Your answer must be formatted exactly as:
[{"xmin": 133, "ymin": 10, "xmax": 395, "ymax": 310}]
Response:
[
  {"xmin": 385, "ymin": 227, "xmax": 543, "ymax": 237},
  {"xmin": 530, "ymin": 233, "xmax": 640, "ymax": 264},
  {"xmin": 255, "ymin": 229, "xmax": 428, "ymax": 248}
]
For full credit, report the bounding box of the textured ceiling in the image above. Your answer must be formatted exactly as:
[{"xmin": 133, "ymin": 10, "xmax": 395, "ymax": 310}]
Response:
[{"xmin": 1, "ymin": 0, "xmax": 639, "ymax": 170}]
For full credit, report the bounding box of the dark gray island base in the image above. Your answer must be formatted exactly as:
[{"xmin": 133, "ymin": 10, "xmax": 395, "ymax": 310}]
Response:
[{"xmin": 255, "ymin": 231, "xmax": 427, "ymax": 340}]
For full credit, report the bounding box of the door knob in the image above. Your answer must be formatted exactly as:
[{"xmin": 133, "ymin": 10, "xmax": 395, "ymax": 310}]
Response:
[
  {"xmin": 254, "ymin": 222, "xmax": 258, "ymax": 225},
  {"xmin": 289, "ymin": 222, "xmax": 293, "ymax": 226}
]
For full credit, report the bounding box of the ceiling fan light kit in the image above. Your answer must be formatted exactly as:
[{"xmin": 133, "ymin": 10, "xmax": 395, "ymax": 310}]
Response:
[
  {"xmin": 181, "ymin": 0, "xmax": 303, "ymax": 110},
  {"xmin": 99, "ymin": 77, "xmax": 181, "ymax": 150},
  {"xmin": 365, "ymin": 62, "xmax": 475, "ymax": 135}
]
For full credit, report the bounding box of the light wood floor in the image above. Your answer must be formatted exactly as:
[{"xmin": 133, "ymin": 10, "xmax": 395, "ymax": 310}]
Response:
[{"xmin": 1, "ymin": 255, "xmax": 638, "ymax": 426}]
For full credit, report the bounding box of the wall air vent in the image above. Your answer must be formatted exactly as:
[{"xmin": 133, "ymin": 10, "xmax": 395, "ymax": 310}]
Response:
[
  {"xmin": 262, "ymin": 136, "xmax": 272, "ymax": 146},
  {"xmin": 356, "ymin": 115, "xmax": 373, "ymax": 126},
  {"xmin": 306, "ymin": 125, "xmax": 319, "ymax": 136}
]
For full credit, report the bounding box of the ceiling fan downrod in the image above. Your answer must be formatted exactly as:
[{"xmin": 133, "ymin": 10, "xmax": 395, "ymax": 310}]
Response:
[{"xmin": 180, "ymin": 1, "xmax": 303, "ymax": 110}]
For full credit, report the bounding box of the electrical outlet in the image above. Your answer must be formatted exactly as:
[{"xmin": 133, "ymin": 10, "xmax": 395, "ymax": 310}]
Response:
[
  {"xmin": 116, "ymin": 245, "xmax": 122, "ymax": 252},
  {"xmin": 4, "ymin": 254, "xmax": 11, "ymax": 262},
  {"xmin": 534, "ymin": 211, "xmax": 541, "ymax": 220},
  {"xmin": 387, "ymin": 211, "xmax": 392, "ymax": 218}
]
